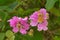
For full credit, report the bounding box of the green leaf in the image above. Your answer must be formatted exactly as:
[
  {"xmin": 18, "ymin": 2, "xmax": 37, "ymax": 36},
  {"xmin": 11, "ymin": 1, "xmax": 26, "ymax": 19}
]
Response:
[
  {"xmin": 17, "ymin": 8, "xmax": 39, "ymax": 17},
  {"xmin": 54, "ymin": 17, "xmax": 60, "ymax": 25},
  {"xmin": 6, "ymin": 30, "xmax": 15, "ymax": 40},
  {"xmin": 0, "ymin": 11, "xmax": 8, "ymax": 29},
  {"xmin": 15, "ymin": 28, "xmax": 43, "ymax": 40},
  {"xmin": 59, "ymin": 0, "xmax": 60, "ymax": 8},
  {"xmin": 0, "ymin": 33, "xmax": 5, "ymax": 40},
  {"xmin": 0, "ymin": 11, "xmax": 6, "ymax": 20},
  {"xmin": 0, "ymin": 6, "xmax": 14, "ymax": 13},
  {"xmin": 33, "ymin": 29, "xmax": 43, "ymax": 40},
  {"xmin": 6, "ymin": 30, "xmax": 14, "ymax": 38},
  {"xmin": 9, "ymin": 2, "xmax": 19, "ymax": 10},
  {"xmin": 6, "ymin": 36, "xmax": 15, "ymax": 40},
  {"xmin": 49, "ymin": 8, "xmax": 60, "ymax": 16},
  {"xmin": 45, "ymin": 0, "xmax": 57, "ymax": 10},
  {"xmin": 10, "ymin": 36, "xmax": 15, "ymax": 40},
  {"xmin": 0, "ymin": 0, "xmax": 16, "ymax": 5},
  {"xmin": 54, "ymin": 36, "xmax": 60, "ymax": 40}
]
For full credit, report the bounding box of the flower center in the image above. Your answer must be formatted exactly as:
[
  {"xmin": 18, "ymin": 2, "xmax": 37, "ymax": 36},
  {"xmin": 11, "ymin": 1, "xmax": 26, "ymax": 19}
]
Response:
[
  {"xmin": 16, "ymin": 22, "xmax": 22, "ymax": 30},
  {"xmin": 38, "ymin": 12, "xmax": 44, "ymax": 23}
]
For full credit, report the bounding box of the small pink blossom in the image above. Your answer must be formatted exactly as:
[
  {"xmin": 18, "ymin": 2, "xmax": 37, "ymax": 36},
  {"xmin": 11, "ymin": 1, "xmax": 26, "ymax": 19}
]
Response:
[
  {"xmin": 29, "ymin": 8, "xmax": 49, "ymax": 31},
  {"xmin": 8, "ymin": 16, "xmax": 30, "ymax": 34}
]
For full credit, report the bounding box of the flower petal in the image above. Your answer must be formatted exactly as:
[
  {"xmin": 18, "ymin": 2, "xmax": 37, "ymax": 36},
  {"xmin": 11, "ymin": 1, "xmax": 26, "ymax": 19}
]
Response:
[
  {"xmin": 23, "ymin": 17, "xmax": 28, "ymax": 21},
  {"xmin": 42, "ymin": 20, "xmax": 48, "ymax": 26},
  {"xmin": 37, "ymin": 20, "xmax": 48, "ymax": 31},
  {"xmin": 8, "ymin": 16, "xmax": 19, "ymax": 27},
  {"xmin": 39, "ymin": 8, "xmax": 48, "ymax": 19},
  {"xmin": 20, "ymin": 29, "xmax": 27, "ymax": 34},
  {"xmin": 29, "ymin": 11, "xmax": 38, "ymax": 20},
  {"xmin": 30, "ymin": 20, "xmax": 38, "ymax": 26},
  {"xmin": 40, "ymin": 8, "xmax": 46, "ymax": 14},
  {"xmin": 23, "ymin": 23, "xmax": 30, "ymax": 30},
  {"xmin": 43, "ymin": 26, "xmax": 48, "ymax": 31},
  {"xmin": 37, "ymin": 24, "xmax": 43, "ymax": 31},
  {"xmin": 19, "ymin": 17, "xmax": 30, "ymax": 31},
  {"xmin": 12, "ymin": 27, "xmax": 19, "ymax": 33}
]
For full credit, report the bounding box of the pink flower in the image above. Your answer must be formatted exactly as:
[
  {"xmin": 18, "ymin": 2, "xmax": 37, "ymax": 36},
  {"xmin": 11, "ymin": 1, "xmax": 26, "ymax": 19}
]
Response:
[
  {"xmin": 8, "ymin": 16, "xmax": 30, "ymax": 34},
  {"xmin": 29, "ymin": 8, "xmax": 49, "ymax": 31}
]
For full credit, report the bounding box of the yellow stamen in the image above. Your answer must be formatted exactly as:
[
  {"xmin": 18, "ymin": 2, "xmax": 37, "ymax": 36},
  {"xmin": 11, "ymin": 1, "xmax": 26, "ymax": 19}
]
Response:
[
  {"xmin": 37, "ymin": 11, "xmax": 49, "ymax": 23},
  {"xmin": 16, "ymin": 23, "xmax": 22, "ymax": 30},
  {"xmin": 38, "ymin": 13, "xmax": 44, "ymax": 23}
]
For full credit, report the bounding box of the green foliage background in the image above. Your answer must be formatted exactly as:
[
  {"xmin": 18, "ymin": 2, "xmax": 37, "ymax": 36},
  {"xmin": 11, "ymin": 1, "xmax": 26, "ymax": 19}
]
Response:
[{"xmin": 0, "ymin": 0, "xmax": 60, "ymax": 40}]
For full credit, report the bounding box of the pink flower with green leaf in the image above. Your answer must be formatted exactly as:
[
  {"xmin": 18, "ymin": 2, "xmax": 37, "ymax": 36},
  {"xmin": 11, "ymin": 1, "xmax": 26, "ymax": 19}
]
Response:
[
  {"xmin": 8, "ymin": 16, "xmax": 30, "ymax": 34},
  {"xmin": 29, "ymin": 8, "xmax": 49, "ymax": 31}
]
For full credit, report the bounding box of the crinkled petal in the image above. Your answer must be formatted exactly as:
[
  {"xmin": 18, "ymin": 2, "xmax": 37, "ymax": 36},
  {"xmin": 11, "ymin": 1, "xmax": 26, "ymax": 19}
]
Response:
[
  {"xmin": 40, "ymin": 8, "xmax": 46, "ymax": 14},
  {"xmin": 8, "ymin": 16, "xmax": 19, "ymax": 27},
  {"xmin": 30, "ymin": 20, "xmax": 38, "ymax": 26},
  {"xmin": 37, "ymin": 24, "xmax": 43, "ymax": 31},
  {"xmin": 23, "ymin": 17, "xmax": 28, "ymax": 22},
  {"xmin": 20, "ymin": 18, "xmax": 27, "ymax": 25},
  {"xmin": 19, "ymin": 18, "xmax": 30, "ymax": 30},
  {"xmin": 42, "ymin": 20, "xmax": 48, "ymax": 26},
  {"xmin": 43, "ymin": 26, "xmax": 48, "ymax": 31},
  {"xmin": 29, "ymin": 11, "xmax": 38, "ymax": 20},
  {"xmin": 29, "ymin": 11, "xmax": 39, "ymax": 26},
  {"xmin": 12, "ymin": 27, "xmax": 19, "ymax": 33},
  {"xmin": 20, "ymin": 28, "xmax": 27, "ymax": 34},
  {"xmin": 39, "ymin": 8, "xmax": 48, "ymax": 19},
  {"xmin": 37, "ymin": 20, "xmax": 48, "ymax": 31},
  {"xmin": 8, "ymin": 19, "xmax": 16, "ymax": 27},
  {"xmin": 23, "ymin": 23, "xmax": 30, "ymax": 30}
]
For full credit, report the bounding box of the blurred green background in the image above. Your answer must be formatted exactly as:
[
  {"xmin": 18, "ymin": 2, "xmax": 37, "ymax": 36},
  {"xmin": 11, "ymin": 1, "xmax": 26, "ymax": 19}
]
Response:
[{"xmin": 0, "ymin": 0, "xmax": 60, "ymax": 40}]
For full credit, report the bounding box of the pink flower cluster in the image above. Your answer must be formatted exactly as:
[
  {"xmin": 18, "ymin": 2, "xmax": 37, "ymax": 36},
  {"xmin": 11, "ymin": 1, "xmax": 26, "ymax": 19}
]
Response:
[
  {"xmin": 30, "ymin": 8, "xmax": 49, "ymax": 31},
  {"xmin": 8, "ymin": 16, "xmax": 30, "ymax": 34},
  {"xmin": 8, "ymin": 8, "xmax": 49, "ymax": 34}
]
